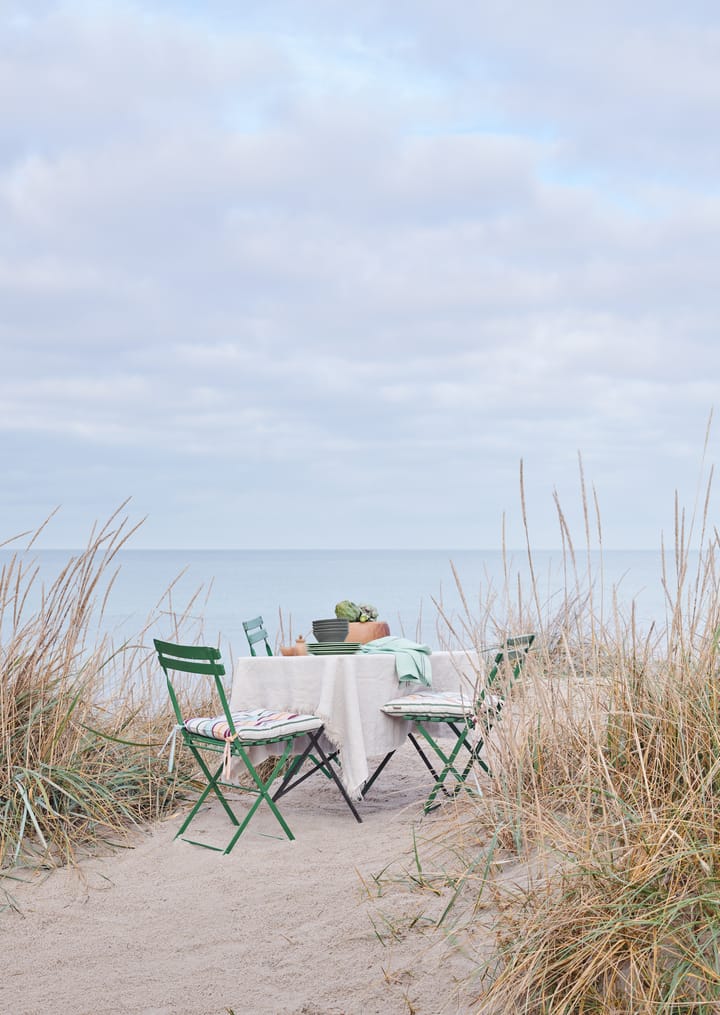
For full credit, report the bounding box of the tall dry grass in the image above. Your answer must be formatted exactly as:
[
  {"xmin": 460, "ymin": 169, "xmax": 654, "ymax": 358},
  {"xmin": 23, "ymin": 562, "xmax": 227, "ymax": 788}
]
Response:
[
  {"xmin": 385, "ymin": 452, "xmax": 720, "ymax": 1014},
  {"xmin": 476, "ymin": 606, "xmax": 720, "ymax": 1011},
  {"xmin": 0, "ymin": 506, "xmax": 203, "ymax": 878}
]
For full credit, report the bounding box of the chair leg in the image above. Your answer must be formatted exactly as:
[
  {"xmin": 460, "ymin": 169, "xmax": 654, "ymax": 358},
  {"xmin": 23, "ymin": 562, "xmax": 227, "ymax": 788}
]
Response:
[
  {"xmin": 273, "ymin": 748, "xmax": 340, "ymax": 798},
  {"xmin": 178, "ymin": 735, "xmax": 322, "ymax": 852},
  {"xmin": 363, "ymin": 725, "xmax": 487, "ymax": 812},
  {"xmin": 176, "ymin": 747, "xmax": 240, "ymax": 841},
  {"xmin": 412, "ymin": 722, "xmax": 482, "ymax": 813},
  {"xmin": 452, "ymin": 722, "xmax": 491, "ymax": 780},
  {"xmin": 222, "ymin": 743, "xmax": 298, "ymax": 852},
  {"xmin": 360, "ymin": 750, "xmax": 396, "ymax": 799},
  {"xmin": 306, "ymin": 730, "xmax": 362, "ymax": 822},
  {"xmin": 407, "ymin": 731, "xmax": 450, "ymax": 792},
  {"xmin": 273, "ymin": 731, "xmax": 362, "ymax": 823}
]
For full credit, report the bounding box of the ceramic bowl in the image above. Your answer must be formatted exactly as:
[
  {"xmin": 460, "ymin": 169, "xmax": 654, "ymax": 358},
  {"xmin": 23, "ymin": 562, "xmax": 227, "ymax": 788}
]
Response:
[{"xmin": 312, "ymin": 618, "xmax": 350, "ymax": 642}]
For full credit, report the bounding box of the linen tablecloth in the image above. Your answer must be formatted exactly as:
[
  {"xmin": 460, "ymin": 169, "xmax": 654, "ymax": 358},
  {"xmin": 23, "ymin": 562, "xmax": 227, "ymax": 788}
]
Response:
[{"xmin": 230, "ymin": 649, "xmax": 482, "ymax": 798}]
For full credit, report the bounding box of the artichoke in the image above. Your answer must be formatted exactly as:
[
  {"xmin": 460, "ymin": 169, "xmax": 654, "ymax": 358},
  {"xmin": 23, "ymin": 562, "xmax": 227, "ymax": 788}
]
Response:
[
  {"xmin": 335, "ymin": 600, "xmax": 378, "ymax": 622},
  {"xmin": 335, "ymin": 600, "xmax": 361, "ymax": 621}
]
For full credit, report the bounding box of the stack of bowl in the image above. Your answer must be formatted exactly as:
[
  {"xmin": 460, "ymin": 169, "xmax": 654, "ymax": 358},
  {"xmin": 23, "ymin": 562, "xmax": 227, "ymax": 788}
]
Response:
[{"xmin": 312, "ymin": 618, "xmax": 349, "ymax": 642}]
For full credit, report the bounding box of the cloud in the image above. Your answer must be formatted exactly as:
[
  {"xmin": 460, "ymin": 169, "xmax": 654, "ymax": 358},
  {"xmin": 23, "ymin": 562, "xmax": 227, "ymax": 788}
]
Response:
[{"xmin": 0, "ymin": 1, "xmax": 718, "ymax": 548}]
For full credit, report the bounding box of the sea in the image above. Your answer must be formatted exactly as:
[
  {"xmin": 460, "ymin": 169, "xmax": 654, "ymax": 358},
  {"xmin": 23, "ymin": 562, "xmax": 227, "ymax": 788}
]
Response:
[{"xmin": 0, "ymin": 547, "xmax": 697, "ymax": 656}]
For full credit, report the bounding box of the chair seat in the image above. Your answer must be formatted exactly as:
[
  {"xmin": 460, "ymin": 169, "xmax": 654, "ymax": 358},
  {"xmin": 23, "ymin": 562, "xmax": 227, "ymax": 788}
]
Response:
[
  {"xmin": 184, "ymin": 708, "xmax": 323, "ymax": 742},
  {"xmin": 381, "ymin": 689, "xmax": 501, "ymax": 719}
]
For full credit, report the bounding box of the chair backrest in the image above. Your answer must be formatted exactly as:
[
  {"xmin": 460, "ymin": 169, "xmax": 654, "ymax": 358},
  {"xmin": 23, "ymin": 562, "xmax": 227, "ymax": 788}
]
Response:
[
  {"xmin": 242, "ymin": 616, "xmax": 272, "ymax": 656},
  {"xmin": 154, "ymin": 638, "xmax": 232, "ymax": 726},
  {"xmin": 479, "ymin": 633, "xmax": 535, "ymax": 708}
]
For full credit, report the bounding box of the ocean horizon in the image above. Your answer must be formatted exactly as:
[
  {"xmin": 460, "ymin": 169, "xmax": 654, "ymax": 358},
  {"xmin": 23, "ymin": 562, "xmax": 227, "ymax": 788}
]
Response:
[{"xmin": 0, "ymin": 547, "xmax": 691, "ymax": 655}]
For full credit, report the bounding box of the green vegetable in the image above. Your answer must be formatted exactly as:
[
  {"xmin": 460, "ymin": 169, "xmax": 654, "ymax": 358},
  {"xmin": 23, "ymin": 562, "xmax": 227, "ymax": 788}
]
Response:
[
  {"xmin": 335, "ymin": 600, "xmax": 378, "ymax": 622},
  {"xmin": 358, "ymin": 603, "xmax": 378, "ymax": 622},
  {"xmin": 335, "ymin": 600, "xmax": 361, "ymax": 621}
]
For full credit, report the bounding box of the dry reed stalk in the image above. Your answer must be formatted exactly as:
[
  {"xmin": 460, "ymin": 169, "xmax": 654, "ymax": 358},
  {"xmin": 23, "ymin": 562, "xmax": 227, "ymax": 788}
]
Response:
[
  {"xmin": 480, "ymin": 467, "xmax": 720, "ymax": 1011},
  {"xmin": 0, "ymin": 507, "xmax": 211, "ymax": 873},
  {"xmin": 372, "ymin": 443, "xmax": 720, "ymax": 1014}
]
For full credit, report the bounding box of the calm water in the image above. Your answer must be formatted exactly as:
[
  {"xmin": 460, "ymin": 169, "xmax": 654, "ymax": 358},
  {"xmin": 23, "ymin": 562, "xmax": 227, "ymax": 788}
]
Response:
[{"xmin": 0, "ymin": 547, "xmax": 689, "ymax": 655}]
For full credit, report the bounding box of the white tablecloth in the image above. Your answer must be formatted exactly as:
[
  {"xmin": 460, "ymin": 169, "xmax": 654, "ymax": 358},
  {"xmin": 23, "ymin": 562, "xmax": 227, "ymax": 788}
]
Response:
[{"xmin": 230, "ymin": 649, "xmax": 482, "ymax": 797}]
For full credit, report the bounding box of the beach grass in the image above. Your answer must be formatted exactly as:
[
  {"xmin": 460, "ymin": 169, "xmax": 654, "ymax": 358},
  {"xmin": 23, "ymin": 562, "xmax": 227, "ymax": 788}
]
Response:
[
  {"xmin": 383, "ymin": 455, "xmax": 720, "ymax": 1013},
  {"xmin": 0, "ymin": 506, "xmax": 206, "ymax": 873}
]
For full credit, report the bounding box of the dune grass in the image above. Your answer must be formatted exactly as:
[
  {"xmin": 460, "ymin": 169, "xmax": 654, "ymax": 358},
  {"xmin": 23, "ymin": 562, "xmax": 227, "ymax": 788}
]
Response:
[
  {"xmin": 475, "ymin": 620, "xmax": 720, "ymax": 1013},
  {"xmin": 386, "ymin": 457, "xmax": 720, "ymax": 1013},
  {"xmin": 0, "ymin": 506, "xmax": 204, "ymax": 874}
]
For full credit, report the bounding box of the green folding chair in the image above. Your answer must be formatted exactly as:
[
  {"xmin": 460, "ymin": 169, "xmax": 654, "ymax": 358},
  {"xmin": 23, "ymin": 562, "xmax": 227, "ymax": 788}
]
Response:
[
  {"xmin": 243, "ymin": 616, "xmax": 273, "ymax": 656},
  {"xmin": 365, "ymin": 634, "xmax": 535, "ymax": 813},
  {"xmin": 155, "ymin": 638, "xmax": 343, "ymax": 852}
]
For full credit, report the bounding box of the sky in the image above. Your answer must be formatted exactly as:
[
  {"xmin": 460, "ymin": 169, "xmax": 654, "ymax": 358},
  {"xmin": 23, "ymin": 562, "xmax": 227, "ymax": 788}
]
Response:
[{"xmin": 2, "ymin": 0, "xmax": 720, "ymax": 550}]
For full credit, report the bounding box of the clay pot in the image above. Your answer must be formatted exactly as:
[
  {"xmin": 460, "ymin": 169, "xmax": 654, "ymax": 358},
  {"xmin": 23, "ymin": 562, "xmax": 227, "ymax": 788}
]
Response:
[{"xmin": 346, "ymin": 621, "xmax": 390, "ymax": 644}]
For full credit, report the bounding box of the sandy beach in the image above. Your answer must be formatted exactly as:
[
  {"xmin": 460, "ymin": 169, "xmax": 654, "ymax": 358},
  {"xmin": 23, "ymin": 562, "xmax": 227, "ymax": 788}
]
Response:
[{"xmin": 2, "ymin": 742, "xmax": 496, "ymax": 1015}]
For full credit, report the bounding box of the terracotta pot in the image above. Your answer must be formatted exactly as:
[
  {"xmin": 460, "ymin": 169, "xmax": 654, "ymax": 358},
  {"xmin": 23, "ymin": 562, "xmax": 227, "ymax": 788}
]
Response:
[
  {"xmin": 280, "ymin": 637, "xmax": 309, "ymax": 657},
  {"xmin": 346, "ymin": 621, "xmax": 390, "ymax": 644}
]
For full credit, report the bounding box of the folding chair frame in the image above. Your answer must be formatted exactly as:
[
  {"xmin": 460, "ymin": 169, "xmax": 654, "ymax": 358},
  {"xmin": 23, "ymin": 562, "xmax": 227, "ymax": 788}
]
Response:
[
  {"xmin": 272, "ymin": 747, "xmax": 362, "ymax": 823},
  {"xmin": 155, "ymin": 638, "xmax": 356, "ymax": 853},
  {"xmin": 178, "ymin": 724, "xmax": 361, "ymax": 850},
  {"xmin": 363, "ymin": 634, "xmax": 535, "ymax": 813},
  {"xmin": 242, "ymin": 616, "xmax": 273, "ymax": 656}
]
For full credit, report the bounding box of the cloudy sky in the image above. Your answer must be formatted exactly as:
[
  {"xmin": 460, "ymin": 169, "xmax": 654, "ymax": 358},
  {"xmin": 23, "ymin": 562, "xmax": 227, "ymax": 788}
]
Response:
[{"xmin": 2, "ymin": 0, "xmax": 719, "ymax": 550}]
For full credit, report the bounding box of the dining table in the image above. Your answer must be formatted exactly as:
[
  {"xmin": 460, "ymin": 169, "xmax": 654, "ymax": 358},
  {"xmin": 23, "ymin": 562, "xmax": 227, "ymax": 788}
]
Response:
[{"xmin": 229, "ymin": 647, "xmax": 483, "ymax": 804}]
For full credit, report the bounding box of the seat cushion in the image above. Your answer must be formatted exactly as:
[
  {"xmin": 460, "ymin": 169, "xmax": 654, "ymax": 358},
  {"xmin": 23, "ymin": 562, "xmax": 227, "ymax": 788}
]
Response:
[
  {"xmin": 381, "ymin": 690, "xmax": 501, "ymax": 718},
  {"xmin": 184, "ymin": 708, "xmax": 323, "ymax": 742}
]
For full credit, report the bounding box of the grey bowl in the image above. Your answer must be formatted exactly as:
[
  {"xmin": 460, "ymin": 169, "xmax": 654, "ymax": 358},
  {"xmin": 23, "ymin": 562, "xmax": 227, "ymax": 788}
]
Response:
[{"xmin": 312, "ymin": 618, "xmax": 350, "ymax": 642}]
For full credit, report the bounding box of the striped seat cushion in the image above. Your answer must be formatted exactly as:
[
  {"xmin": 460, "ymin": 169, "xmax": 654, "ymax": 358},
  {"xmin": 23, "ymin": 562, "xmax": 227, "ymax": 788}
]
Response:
[
  {"xmin": 381, "ymin": 690, "xmax": 502, "ymax": 718},
  {"xmin": 184, "ymin": 708, "xmax": 323, "ymax": 742}
]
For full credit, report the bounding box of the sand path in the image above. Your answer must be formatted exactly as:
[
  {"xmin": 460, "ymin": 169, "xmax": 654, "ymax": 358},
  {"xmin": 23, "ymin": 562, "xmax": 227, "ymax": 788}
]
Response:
[{"xmin": 2, "ymin": 743, "xmax": 494, "ymax": 1015}]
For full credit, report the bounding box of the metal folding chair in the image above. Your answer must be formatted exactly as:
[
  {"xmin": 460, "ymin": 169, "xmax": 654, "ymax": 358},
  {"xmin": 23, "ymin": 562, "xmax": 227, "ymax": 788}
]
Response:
[
  {"xmin": 243, "ymin": 616, "xmax": 273, "ymax": 656},
  {"xmin": 154, "ymin": 638, "xmax": 354, "ymax": 851},
  {"xmin": 365, "ymin": 634, "xmax": 535, "ymax": 812}
]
